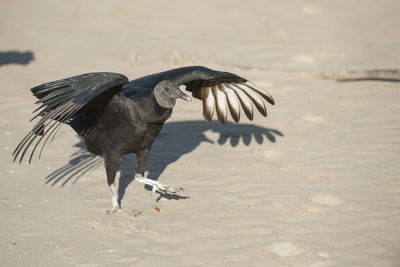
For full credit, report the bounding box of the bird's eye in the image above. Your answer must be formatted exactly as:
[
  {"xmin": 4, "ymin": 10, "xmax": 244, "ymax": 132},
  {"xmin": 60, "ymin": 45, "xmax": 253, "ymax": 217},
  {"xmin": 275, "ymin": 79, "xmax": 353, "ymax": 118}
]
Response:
[{"xmin": 165, "ymin": 88, "xmax": 169, "ymax": 91}]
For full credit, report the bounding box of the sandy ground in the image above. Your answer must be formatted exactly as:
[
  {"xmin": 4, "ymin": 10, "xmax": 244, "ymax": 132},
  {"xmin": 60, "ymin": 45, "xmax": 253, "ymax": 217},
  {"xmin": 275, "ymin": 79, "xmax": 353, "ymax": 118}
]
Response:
[{"xmin": 1, "ymin": 0, "xmax": 400, "ymax": 266}]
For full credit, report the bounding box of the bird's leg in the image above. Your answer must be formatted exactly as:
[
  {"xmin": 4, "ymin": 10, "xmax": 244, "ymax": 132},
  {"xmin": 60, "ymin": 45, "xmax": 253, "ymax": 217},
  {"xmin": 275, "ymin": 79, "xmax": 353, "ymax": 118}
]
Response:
[
  {"xmin": 134, "ymin": 149, "xmax": 183, "ymax": 195},
  {"xmin": 108, "ymin": 182, "xmax": 119, "ymax": 213},
  {"xmin": 104, "ymin": 152, "xmax": 122, "ymax": 215}
]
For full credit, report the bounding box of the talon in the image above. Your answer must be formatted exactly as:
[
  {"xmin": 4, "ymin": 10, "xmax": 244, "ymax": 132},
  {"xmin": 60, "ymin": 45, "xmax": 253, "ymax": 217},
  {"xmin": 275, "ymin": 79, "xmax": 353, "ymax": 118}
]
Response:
[
  {"xmin": 135, "ymin": 176, "xmax": 183, "ymax": 196},
  {"xmin": 154, "ymin": 184, "xmax": 180, "ymax": 195}
]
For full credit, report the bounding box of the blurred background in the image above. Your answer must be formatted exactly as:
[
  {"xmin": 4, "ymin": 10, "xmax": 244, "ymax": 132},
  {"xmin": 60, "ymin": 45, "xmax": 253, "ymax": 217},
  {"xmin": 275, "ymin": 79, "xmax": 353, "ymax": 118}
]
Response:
[{"xmin": 1, "ymin": 0, "xmax": 399, "ymax": 77}]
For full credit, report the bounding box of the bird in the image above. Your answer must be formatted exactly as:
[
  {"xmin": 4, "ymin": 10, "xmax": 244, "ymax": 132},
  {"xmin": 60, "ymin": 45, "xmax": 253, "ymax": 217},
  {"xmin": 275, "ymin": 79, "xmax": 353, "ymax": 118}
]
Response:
[{"xmin": 13, "ymin": 66, "xmax": 275, "ymax": 214}]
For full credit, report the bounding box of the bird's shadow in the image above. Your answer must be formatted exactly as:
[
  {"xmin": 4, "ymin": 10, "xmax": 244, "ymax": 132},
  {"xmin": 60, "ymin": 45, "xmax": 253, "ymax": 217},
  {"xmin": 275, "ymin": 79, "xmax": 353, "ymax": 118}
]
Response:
[
  {"xmin": 0, "ymin": 51, "xmax": 35, "ymax": 66},
  {"xmin": 44, "ymin": 120, "xmax": 284, "ymax": 204}
]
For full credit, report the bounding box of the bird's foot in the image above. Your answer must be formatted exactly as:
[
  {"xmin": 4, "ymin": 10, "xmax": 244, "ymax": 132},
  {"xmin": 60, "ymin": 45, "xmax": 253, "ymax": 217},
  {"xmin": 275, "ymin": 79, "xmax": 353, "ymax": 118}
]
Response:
[
  {"xmin": 151, "ymin": 182, "xmax": 184, "ymax": 195},
  {"xmin": 106, "ymin": 206, "xmax": 122, "ymax": 215},
  {"xmin": 135, "ymin": 176, "xmax": 183, "ymax": 195}
]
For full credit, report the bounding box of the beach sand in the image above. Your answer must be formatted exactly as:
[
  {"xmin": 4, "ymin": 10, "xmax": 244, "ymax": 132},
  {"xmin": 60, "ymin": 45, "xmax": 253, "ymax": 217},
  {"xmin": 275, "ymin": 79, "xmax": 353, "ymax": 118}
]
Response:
[{"xmin": 1, "ymin": 0, "xmax": 400, "ymax": 266}]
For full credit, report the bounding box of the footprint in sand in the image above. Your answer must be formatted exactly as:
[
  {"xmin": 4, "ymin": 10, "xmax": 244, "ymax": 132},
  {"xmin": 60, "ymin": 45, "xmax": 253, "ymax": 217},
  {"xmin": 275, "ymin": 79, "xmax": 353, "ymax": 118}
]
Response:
[
  {"xmin": 268, "ymin": 241, "xmax": 306, "ymax": 257},
  {"xmin": 311, "ymin": 193, "xmax": 345, "ymax": 206}
]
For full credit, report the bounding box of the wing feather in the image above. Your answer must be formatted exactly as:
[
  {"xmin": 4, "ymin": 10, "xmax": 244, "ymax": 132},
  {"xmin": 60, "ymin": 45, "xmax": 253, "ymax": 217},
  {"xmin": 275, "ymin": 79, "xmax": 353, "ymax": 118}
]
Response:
[
  {"xmin": 243, "ymin": 81, "xmax": 275, "ymax": 105},
  {"xmin": 233, "ymin": 83, "xmax": 267, "ymax": 117},
  {"xmin": 225, "ymin": 83, "xmax": 254, "ymax": 121},
  {"xmin": 13, "ymin": 72, "xmax": 128, "ymax": 163},
  {"xmin": 212, "ymin": 84, "xmax": 228, "ymax": 125},
  {"xmin": 218, "ymin": 84, "xmax": 240, "ymax": 123},
  {"xmin": 201, "ymin": 86, "xmax": 215, "ymax": 122}
]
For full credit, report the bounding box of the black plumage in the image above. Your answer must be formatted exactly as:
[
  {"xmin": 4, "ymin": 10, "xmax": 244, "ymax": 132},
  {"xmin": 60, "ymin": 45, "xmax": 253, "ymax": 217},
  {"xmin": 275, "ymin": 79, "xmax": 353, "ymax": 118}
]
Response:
[{"xmin": 13, "ymin": 66, "xmax": 275, "ymax": 214}]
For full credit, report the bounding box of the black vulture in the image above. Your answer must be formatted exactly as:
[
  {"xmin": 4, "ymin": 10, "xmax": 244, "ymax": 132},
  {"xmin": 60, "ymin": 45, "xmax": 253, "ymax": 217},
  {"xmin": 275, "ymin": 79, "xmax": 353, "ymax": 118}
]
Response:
[{"xmin": 13, "ymin": 66, "xmax": 275, "ymax": 214}]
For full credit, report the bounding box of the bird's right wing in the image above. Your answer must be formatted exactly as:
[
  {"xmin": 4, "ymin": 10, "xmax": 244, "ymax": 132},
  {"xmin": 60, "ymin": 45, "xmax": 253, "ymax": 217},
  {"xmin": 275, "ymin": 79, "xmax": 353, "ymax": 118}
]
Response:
[
  {"xmin": 123, "ymin": 66, "xmax": 275, "ymax": 125},
  {"xmin": 158, "ymin": 66, "xmax": 275, "ymax": 124},
  {"xmin": 13, "ymin": 72, "xmax": 129, "ymax": 163},
  {"xmin": 184, "ymin": 75, "xmax": 275, "ymax": 124}
]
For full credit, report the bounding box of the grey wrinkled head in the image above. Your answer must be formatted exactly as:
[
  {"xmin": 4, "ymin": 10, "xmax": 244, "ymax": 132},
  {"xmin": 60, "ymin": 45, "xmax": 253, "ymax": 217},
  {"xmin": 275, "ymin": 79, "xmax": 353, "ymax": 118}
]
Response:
[{"xmin": 154, "ymin": 80, "xmax": 191, "ymax": 109}]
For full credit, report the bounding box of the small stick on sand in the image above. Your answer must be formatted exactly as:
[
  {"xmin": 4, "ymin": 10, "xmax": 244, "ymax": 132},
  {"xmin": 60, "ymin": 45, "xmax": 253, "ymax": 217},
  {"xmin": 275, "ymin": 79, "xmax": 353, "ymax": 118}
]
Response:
[{"xmin": 317, "ymin": 69, "xmax": 400, "ymax": 82}]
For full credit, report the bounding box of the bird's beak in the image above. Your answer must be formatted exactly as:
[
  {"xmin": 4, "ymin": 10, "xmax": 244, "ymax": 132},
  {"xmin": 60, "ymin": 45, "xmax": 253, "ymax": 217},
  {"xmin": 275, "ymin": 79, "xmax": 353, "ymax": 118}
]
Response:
[
  {"xmin": 181, "ymin": 94, "xmax": 192, "ymax": 102},
  {"xmin": 177, "ymin": 89, "xmax": 192, "ymax": 102}
]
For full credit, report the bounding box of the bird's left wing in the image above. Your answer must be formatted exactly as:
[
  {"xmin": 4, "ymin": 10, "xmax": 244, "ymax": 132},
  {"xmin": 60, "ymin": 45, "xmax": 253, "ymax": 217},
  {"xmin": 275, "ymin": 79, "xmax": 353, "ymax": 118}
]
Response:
[{"xmin": 13, "ymin": 72, "xmax": 129, "ymax": 163}]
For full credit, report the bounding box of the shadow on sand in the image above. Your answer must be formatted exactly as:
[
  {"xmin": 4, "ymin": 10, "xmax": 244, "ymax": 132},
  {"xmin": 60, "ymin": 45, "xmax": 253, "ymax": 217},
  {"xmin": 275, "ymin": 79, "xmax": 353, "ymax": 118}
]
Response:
[
  {"xmin": 0, "ymin": 51, "xmax": 35, "ymax": 66},
  {"xmin": 44, "ymin": 120, "xmax": 283, "ymax": 203}
]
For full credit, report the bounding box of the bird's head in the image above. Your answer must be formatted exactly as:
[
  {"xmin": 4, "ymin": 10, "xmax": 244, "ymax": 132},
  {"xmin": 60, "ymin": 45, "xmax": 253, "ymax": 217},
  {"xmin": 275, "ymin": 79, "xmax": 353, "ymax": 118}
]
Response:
[{"xmin": 154, "ymin": 80, "xmax": 191, "ymax": 108}]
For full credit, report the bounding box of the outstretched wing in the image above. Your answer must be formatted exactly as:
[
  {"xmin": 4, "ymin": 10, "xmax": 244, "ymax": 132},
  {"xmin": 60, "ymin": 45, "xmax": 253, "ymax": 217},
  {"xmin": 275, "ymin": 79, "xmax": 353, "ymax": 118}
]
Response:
[
  {"xmin": 124, "ymin": 66, "xmax": 274, "ymax": 124},
  {"xmin": 183, "ymin": 72, "xmax": 274, "ymax": 124},
  {"xmin": 13, "ymin": 72, "xmax": 129, "ymax": 163}
]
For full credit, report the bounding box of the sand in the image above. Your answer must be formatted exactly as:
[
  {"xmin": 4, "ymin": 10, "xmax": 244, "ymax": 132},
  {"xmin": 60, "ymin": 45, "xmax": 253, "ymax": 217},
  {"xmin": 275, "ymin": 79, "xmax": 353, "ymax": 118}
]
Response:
[{"xmin": 1, "ymin": 0, "xmax": 400, "ymax": 266}]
